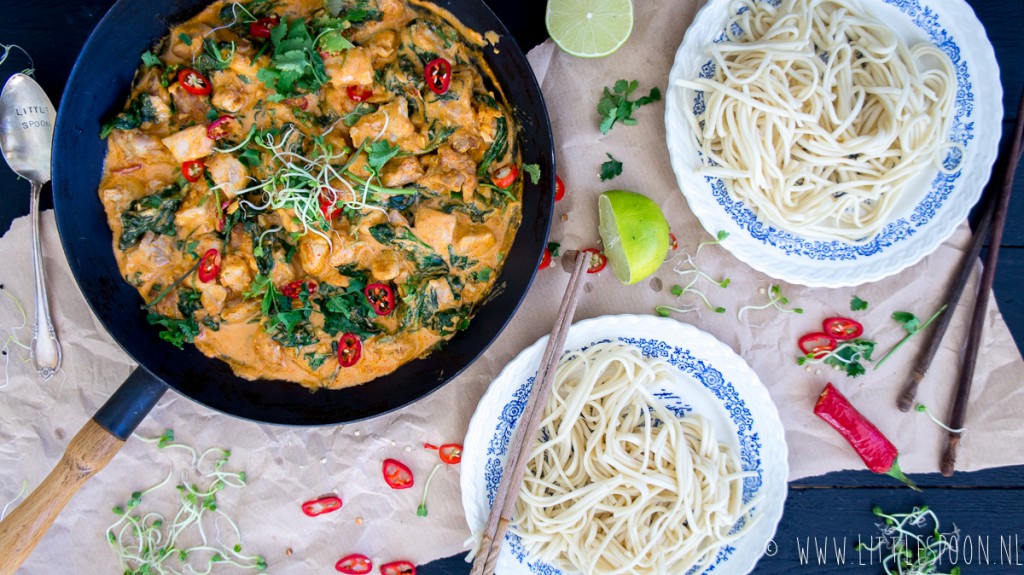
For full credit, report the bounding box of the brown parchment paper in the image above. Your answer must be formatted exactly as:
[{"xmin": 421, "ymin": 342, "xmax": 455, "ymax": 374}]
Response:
[{"xmin": 2, "ymin": 1, "xmax": 1024, "ymax": 570}]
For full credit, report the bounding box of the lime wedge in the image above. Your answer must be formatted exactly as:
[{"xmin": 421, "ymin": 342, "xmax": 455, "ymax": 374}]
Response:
[
  {"xmin": 545, "ymin": 0, "xmax": 634, "ymax": 58},
  {"xmin": 598, "ymin": 190, "xmax": 670, "ymax": 285}
]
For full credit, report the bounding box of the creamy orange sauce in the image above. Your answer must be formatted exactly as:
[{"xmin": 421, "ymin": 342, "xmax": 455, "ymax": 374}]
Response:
[{"xmin": 98, "ymin": 0, "xmax": 522, "ymax": 390}]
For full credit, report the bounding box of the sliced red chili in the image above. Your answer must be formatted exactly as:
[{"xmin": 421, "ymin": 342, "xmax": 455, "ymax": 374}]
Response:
[
  {"xmin": 437, "ymin": 443, "xmax": 463, "ymax": 465},
  {"xmin": 364, "ymin": 283, "xmax": 395, "ymax": 316},
  {"xmin": 539, "ymin": 247, "xmax": 552, "ymax": 270},
  {"xmin": 823, "ymin": 317, "xmax": 864, "ymax": 340},
  {"xmin": 336, "ymin": 554, "xmax": 373, "ymax": 574},
  {"xmin": 319, "ymin": 187, "xmax": 342, "ymax": 221},
  {"xmin": 581, "ymin": 248, "xmax": 607, "ymax": 274},
  {"xmin": 182, "ymin": 159, "xmax": 205, "ymax": 183},
  {"xmin": 554, "ymin": 175, "xmax": 565, "ymax": 201},
  {"xmin": 799, "ymin": 332, "xmax": 837, "ymax": 358},
  {"xmin": 177, "ymin": 68, "xmax": 211, "ymax": 96},
  {"xmin": 382, "ymin": 459, "xmax": 413, "ymax": 490},
  {"xmin": 491, "ymin": 164, "xmax": 518, "ymax": 189},
  {"xmin": 424, "ymin": 57, "xmax": 451, "ymax": 95},
  {"xmin": 669, "ymin": 232, "xmax": 679, "ymax": 251},
  {"xmin": 346, "ymin": 84, "xmax": 374, "ymax": 102},
  {"xmin": 282, "ymin": 279, "xmax": 318, "ymax": 300},
  {"xmin": 380, "ymin": 561, "xmax": 416, "ymax": 575},
  {"xmin": 302, "ymin": 495, "xmax": 342, "ymax": 517},
  {"xmin": 337, "ymin": 333, "xmax": 362, "ymax": 368},
  {"xmin": 197, "ymin": 248, "xmax": 221, "ymax": 283},
  {"xmin": 206, "ymin": 115, "xmax": 234, "ymax": 140},
  {"xmin": 249, "ymin": 15, "xmax": 280, "ymax": 39}
]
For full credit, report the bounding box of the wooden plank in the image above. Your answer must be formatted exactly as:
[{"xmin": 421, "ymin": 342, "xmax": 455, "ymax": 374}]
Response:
[
  {"xmin": 420, "ymin": 488, "xmax": 1024, "ymax": 574},
  {"xmin": 793, "ymin": 465, "xmax": 1024, "ymax": 489},
  {"xmin": 968, "ymin": 1, "xmax": 1024, "ymax": 119}
]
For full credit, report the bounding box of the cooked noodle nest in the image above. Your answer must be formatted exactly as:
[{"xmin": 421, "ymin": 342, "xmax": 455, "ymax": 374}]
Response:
[
  {"xmin": 512, "ymin": 342, "xmax": 759, "ymax": 575},
  {"xmin": 676, "ymin": 0, "xmax": 959, "ymax": 244}
]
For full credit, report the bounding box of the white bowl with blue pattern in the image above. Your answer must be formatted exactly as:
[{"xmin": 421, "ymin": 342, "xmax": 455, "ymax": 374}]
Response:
[
  {"xmin": 461, "ymin": 315, "xmax": 788, "ymax": 575},
  {"xmin": 664, "ymin": 0, "xmax": 1002, "ymax": 287}
]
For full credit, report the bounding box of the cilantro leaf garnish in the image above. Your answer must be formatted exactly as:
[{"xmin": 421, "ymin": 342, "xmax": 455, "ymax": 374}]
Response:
[
  {"xmin": 597, "ymin": 79, "xmax": 661, "ymax": 134},
  {"xmin": 850, "ymin": 295, "xmax": 869, "ymax": 311},
  {"xmin": 600, "ymin": 153, "xmax": 623, "ymax": 181},
  {"xmin": 522, "ymin": 163, "xmax": 541, "ymax": 185},
  {"xmin": 874, "ymin": 305, "xmax": 947, "ymax": 369},
  {"xmin": 257, "ymin": 18, "xmax": 329, "ymax": 100},
  {"xmin": 366, "ymin": 140, "xmax": 402, "ymax": 174}
]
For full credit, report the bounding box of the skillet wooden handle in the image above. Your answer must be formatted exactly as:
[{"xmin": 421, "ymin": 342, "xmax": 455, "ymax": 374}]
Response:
[{"xmin": 0, "ymin": 418, "xmax": 124, "ymax": 575}]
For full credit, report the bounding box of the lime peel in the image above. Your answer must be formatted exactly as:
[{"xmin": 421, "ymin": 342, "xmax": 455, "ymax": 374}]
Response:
[{"xmin": 598, "ymin": 190, "xmax": 670, "ymax": 285}]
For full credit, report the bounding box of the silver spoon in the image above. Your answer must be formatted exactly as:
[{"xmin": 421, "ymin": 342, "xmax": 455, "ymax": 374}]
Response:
[{"xmin": 0, "ymin": 73, "xmax": 61, "ymax": 380}]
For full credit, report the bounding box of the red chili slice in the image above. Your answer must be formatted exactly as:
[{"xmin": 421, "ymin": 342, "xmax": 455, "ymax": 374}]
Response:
[
  {"xmin": 319, "ymin": 187, "xmax": 342, "ymax": 221},
  {"xmin": 197, "ymin": 248, "xmax": 221, "ymax": 283},
  {"xmin": 302, "ymin": 495, "xmax": 342, "ymax": 517},
  {"xmin": 182, "ymin": 159, "xmax": 205, "ymax": 183},
  {"xmin": 799, "ymin": 332, "xmax": 837, "ymax": 358},
  {"xmin": 337, "ymin": 333, "xmax": 362, "ymax": 368},
  {"xmin": 491, "ymin": 164, "xmax": 518, "ymax": 189},
  {"xmin": 437, "ymin": 443, "xmax": 462, "ymax": 465},
  {"xmin": 554, "ymin": 175, "xmax": 565, "ymax": 201},
  {"xmin": 669, "ymin": 232, "xmax": 679, "ymax": 251},
  {"xmin": 336, "ymin": 554, "xmax": 373, "ymax": 574},
  {"xmin": 539, "ymin": 247, "xmax": 552, "ymax": 270},
  {"xmin": 346, "ymin": 84, "xmax": 374, "ymax": 102},
  {"xmin": 581, "ymin": 248, "xmax": 607, "ymax": 274},
  {"xmin": 380, "ymin": 561, "xmax": 416, "ymax": 575},
  {"xmin": 206, "ymin": 115, "xmax": 234, "ymax": 140},
  {"xmin": 823, "ymin": 317, "xmax": 864, "ymax": 340},
  {"xmin": 382, "ymin": 459, "xmax": 413, "ymax": 490},
  {"xmin": 364, "ymin": 283, "xmax": 395, "ymax": 316},
  {"xmin": 424, "ymin": 57, "xmax": 451, "ymax": 95},
  {"xmin": 249, "ymin": 15, "xmax": 280, "ymax": 39},
  {"xmin": 282, "ymin": 279, "xmax": 318, "ymax": 300},
  {"xmin": 177, "ymin": 68, "xmax": 212, "ymax": 96}
]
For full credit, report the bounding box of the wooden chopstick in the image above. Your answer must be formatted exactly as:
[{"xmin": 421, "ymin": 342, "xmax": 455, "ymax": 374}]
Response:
[
  {"xmin": 896, "ymin": 182, "xmax": 995, "ymax": 411},
  {"xmin": 470, "ymin": 251, "xmax": 589, "ymax": 575},
  {"xmin": 940, "ymin": 89, "xmax": 1024, "ymax": 477}
]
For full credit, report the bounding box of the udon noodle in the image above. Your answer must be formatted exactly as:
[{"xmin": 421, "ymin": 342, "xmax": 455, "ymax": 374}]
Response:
[
  {"xmin": 677, "ymin": 0, "xmax": 957, "ymax": 243},
  {"xmin": 512, "ymin": 342, "xmax": 758, "ymax": 575}
]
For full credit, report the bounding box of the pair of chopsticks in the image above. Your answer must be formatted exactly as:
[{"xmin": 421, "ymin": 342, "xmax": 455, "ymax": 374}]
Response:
[
  {"xmin": 896, "ymin": 89, "xmax": 1024, "ymax": 476},
  {"xmin": 470, "ymin": 251, "xmax": 589, "ymax": 575}
]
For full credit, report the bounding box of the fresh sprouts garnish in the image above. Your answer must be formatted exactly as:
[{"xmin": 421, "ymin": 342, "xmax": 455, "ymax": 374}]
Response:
[
  {"xmin": 0, "ymin": 286, "xmax": 31, "ymax": 389},
  {"xmin": 416, "ymin": 463, "xmax": 443, "ymax": 517},
  {"xmin": 656, "ymin": 230, "xmax": 730, "ymax": 316},
  {"xmin": 0, "ymin": 480, "xmax": 28, "ymax": 521},
  {"xmin": 737, "ymin": 284, "xmax": 803, "ymax": 322},
  {"xmin": 915, "ymin": 404, "xmax": 965, "ymax": 434},
  {"xmin": 109, "ymin": 429, "xmax": 266, "ymax": 574},
  {"xmin": 874, "ymin": 305, "xmax": 948, "ymax": 370},
  {"xmin": 856, "ymin": 506, "xmax": 961, "ymax": 575},
  {"xmin": 0, "ymin": 43, "xmax": 35, "ymax": 75},
  {"xmin": 797, "ymin": 340, "xmax": 875, "ymax": 377}
]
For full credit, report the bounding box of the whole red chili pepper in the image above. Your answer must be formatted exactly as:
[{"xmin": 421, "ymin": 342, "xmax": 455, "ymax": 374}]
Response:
[
  {"xmin": 379, "ymin": 560, "xmax": 416, "ymax": 575},
  {"xmin": 813, "ymin": 383, "xmax": 919, "ymax": 490},
  {"xmin": 301, "ymin": 495, "xmax": 343, "ymax": 517}
]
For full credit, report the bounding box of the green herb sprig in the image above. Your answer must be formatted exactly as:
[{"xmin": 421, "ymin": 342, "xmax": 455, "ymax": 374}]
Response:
[
  {"xmin": 856, "ymin": 506, "xmax": 962, "ymax": 575},
  {"xmin": 597, "ymin": 79, "xmax": 661, "ymax": 134},
  {"xmin": 874, "ymin": 305, "xmax": 947, "ymax": 369},
  {"xmin": 600, "ymin": 153, "xmax": 622, "ymax": 181}
]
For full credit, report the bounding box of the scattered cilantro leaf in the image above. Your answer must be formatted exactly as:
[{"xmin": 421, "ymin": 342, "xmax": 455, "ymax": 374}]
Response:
[
  {"xmin": 522, "ymin": 163, "xmax": 541, "ymax": 185},
  {"xmin": 597, "ymin": 79, "xmax": 661, "ymax": 134},
  {"xmin": 547, "ymin": 242, "xmax": 561, "ymax": 258},
  {"xmin": 850, "ymin": 295, "xmax": 869, "ymax": 311},
  {"xmin": 600, "ymin": 153, "xmax": 623, "ymax": 181}
]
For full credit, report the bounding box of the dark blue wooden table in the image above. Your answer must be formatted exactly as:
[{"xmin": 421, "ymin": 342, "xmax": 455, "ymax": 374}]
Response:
[{"xmin": 2, "ymin": 1, "xmax": 1022, "ymax": 573}]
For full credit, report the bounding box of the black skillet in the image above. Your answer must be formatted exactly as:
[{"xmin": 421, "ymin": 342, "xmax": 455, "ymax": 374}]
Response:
[{"xmin": 0, "ymin": 0, "xmax": 553, "ymax": 569}]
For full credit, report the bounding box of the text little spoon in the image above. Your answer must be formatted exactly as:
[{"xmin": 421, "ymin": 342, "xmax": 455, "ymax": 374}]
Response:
[{"xmin": 0, "ymin": 73, "xmax": 61, "ymax": 380}]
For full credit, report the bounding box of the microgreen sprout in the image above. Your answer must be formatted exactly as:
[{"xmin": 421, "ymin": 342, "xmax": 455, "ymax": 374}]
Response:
[
  {"xmin": 0, "ymin": 287, "xmax": 32, "ymax": 389},
  {"xmin": 0, "ymin": 480, "xmax": 28, "ymax": 521},
  {"xmin": 874, "ymin": 305, "xmax": 948, "ymax": 370},
  {"xmin": 915, "ymin": 404, "xmax": 965, "ymax": 434},
  {"xmin": 797, "ymin": 340, "xmax": 875, "ymax": 377},
  {"xmin": 737, "ymin": 284, "xmax": 803, "ymax": 322},
  {"xmin": 0, "ymin": 43, "xmax": 35, "ymax": 75},
  {"xmin": 656, "ymin": 230, "xmax": 730, "ymax": 317},
  {"xmin": 416, "ymin": 463, "xmax": 444, "ymax": 517},
  {"xmin": 109, "ymin": 430, "xmax": 265, "ymax": 574},
  {"xmin": 856, "ymin": 506, "xmax": 961, "ymax": 575}
]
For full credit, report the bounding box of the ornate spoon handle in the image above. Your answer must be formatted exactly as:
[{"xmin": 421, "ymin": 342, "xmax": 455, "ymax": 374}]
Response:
[{"xmin": 29, "ymin": 181, "xmax": 61, "ymax": 380}]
